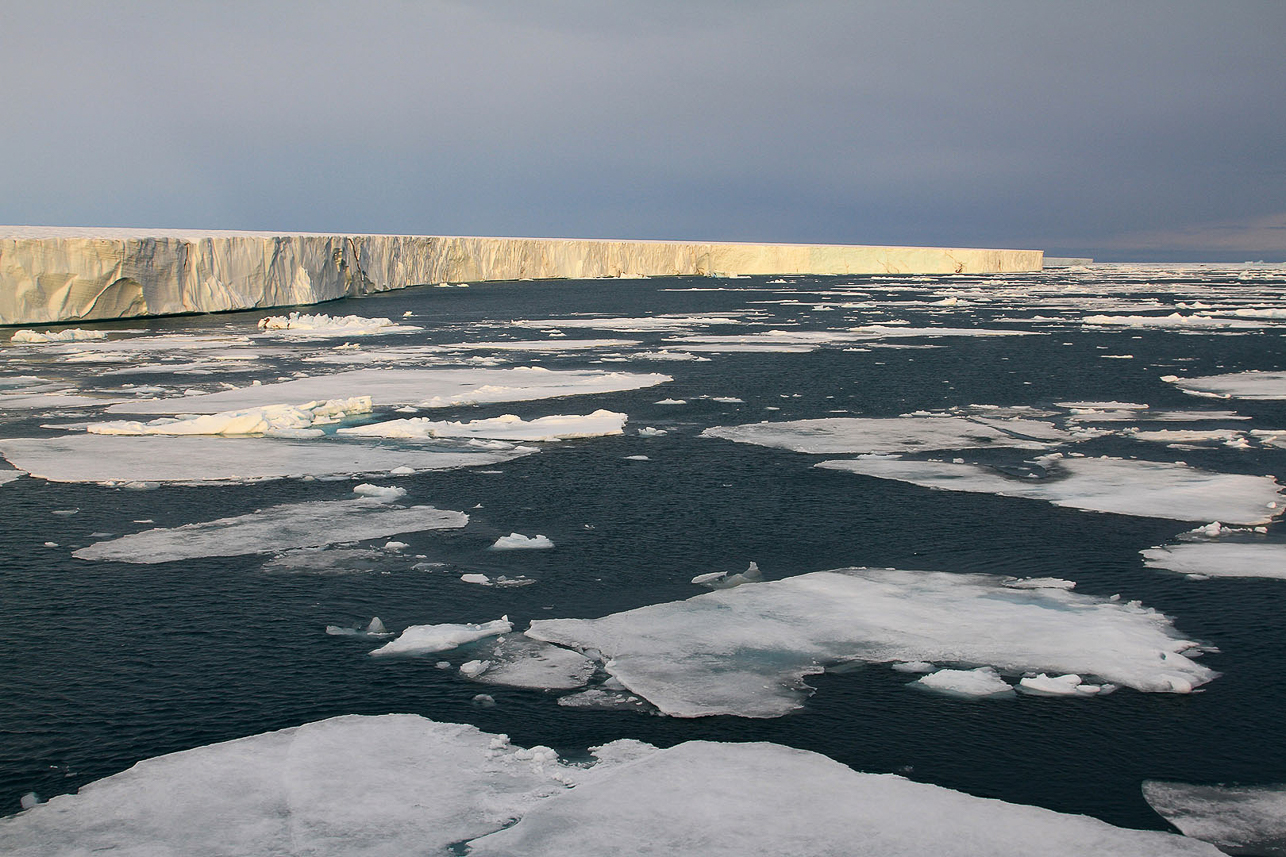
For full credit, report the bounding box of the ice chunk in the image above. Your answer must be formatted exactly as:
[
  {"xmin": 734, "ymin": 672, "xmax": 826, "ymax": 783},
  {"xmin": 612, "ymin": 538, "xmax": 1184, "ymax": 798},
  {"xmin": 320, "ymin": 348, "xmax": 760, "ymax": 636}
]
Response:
[
  {"xmin": 818, "ymin": 455, "xmax": 1283, "ymax": 525},
  {"xmin": 325, "ymin": 617, "xmax": 392, "ymax": 638},
  {"xmin": 704, "ymin": 416, "xmax": 1066, "ymax": 455},
  {"xmin": 1142, "ymin": 542, "xmax": 1286, "ymax": 580},
  {"xmin": 527, "ymin": 567, "xmax": 1215, "ymax": 718},
  {"xmin": 468, "ymin": 635, "xmax": 596, "ymax": 690},
  {"xmin": 461, "ymin": 573, "xmax": 491, "ymax": 585},
  {"xmin": 691, "ymin": 561, "xmax": 763, "ymax": 589},
  {"xmin": 459, "ymin": 659, "xmax": 491, "ymax": 678},
  {"xmin": 73, "ymin": 499, "xmax": 467, "ymax": 563},
  {"xmin": 1165, "ymin": 370, "xmax": 1286, "ymax": 400},
  {"xmin": 1143, "ymin": 780, "xmax": 1286, "ymax": 856},
  {"xmin": 351, "ymin": 483, "xmax": 406, "ymax": 502},
  {"xmin": 1018, "ymin": 673, "xmax": 1087, "ymax": 695},
  {"xmin": 0, "ymin": 435, "xmax": 533, "ymax": 484},
  {"xmin": 0, "ymin": 470, "xmax": 20, "ymax": 485},
  {"xmin": 9, "ymin": 328, "xmax": 107, "ymax": 343},
  {"xmin": 256, "ymin": 311, "xmax": 423, "ymax": 336},
  {"xmin": 0, "ymin": 714, "xmax": 1218, "ymax": 856},
  {"xmin": 339, "ymin": 410, "xmax": 627, "ymax": 442},
  {"xmin": 104, "ymin": 367, "xmax": 671, "ymax": 415},
  {"xmin": 86, "ymin": 397, "xmax": 372, "ymax": 436},
  {"xmin": 912, "ymin": 667, "xmax": 1014, "ymax": 698},
  {"xmin": 370, "ymin": 617, "xmax": 512, "ymax": 656},
  {"xmin": 491, "ymin": 533, "xmax": 554, "ymax": 550}
]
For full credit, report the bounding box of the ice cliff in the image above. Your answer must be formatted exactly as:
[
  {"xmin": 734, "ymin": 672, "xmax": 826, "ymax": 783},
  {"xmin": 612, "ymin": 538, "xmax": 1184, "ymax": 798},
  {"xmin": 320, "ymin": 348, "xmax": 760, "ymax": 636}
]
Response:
[{"xmin": 0, "ymin": 226, "xmax": 1043, "ymax": 325}]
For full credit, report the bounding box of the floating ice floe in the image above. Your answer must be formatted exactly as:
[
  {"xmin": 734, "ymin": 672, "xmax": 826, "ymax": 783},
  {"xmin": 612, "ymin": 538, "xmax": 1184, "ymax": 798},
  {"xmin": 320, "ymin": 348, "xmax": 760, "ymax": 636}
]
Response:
[
  {"xmin": 1143, "ymin": 780, "xmax": 1286, "ymax": 857},
  {"xmin": 85, "ymin": 397, "xmax": 372, "ymax": 437},
  {"xmin": 1141, "ymin": 542, "xmax": 1286, "ymax": 580},
  {"xmin": 465, "ymin": 635, "xmax": 597, "ymax": 689},
  {"xmin": 9, "ymin": 328, "xmax": 107, "ymax": 343},
  {"xmin": 1017, "ymin": 673, "xmax": 1107, "ymax": 696},
  {"xmin": 524, "ymin": 567, "xmax": 1215, "ymax": 718},
  {"xmin": 0, "ymin": 435, "xmax": 533, "ymax": 484},
  {"xmin": 338, "ymin": 410, "xmax": 627, "ymax": 442},
  {"xmin": 437, "ymin": 338, "xmax": 639, "ymax": 351},
  {"xmin": 490, "ymin": 533, "xmax": 554, "ymax": 550},
  {"xmin": 73, "ymin": 499, "xmax": 467, "ymax": 563},
  {"xmin": 0, "ymin": 713, "xmax": 1220, "ymax": 857},
  {"xmin": 1082, "ymin": 313, "xmax": 1266, "ymax": 329},
  {"xmin": 1164, "ymin": 370, "xmax": 1286, "ymax": 400},
  {"xmin": 817, "ymin": 455, "xmax": 1283, "ymax": 525},
  {"xmin": 369, "ymin": 617, "xmax": 512, "ymax": 656},
  {"xmin": 325, "ymin": 617, "xmax": 392, "ymax": 638},
  {"xmin": 351, "ymin": 483, "xmax": 406, "ymax": 502},
  {"xmin": 0, "ymin": 470, "xmax": 20, "ymax": 485},
  {"xmin": 703, "ymin": 416, "xmax": 1069, "ymax": 455},
  {"xmin": 511, "ymin": 314, "xmax": 742, "ymax": 332},
  {"xmin": 256, "ymin": 312, "xmax": 423, "ymax": 336},
  {"xmin": 105, "ymin": 367, "xmax": 670, "ymax": 415},
  {"xmin": 692, "ymin": 561, "xmax": 763, "ymax": 589},
  {"xmin": 913, "ymin": 667, "xmax": 1014, "ymax": 698}
]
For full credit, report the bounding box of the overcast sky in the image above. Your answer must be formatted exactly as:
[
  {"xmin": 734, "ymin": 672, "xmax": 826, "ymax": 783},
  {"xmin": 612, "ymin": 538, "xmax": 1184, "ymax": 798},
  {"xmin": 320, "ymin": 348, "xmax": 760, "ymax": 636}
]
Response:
[{"xmin": 2, "ymin": 1, "xmax": 1283, "ymax": 260}]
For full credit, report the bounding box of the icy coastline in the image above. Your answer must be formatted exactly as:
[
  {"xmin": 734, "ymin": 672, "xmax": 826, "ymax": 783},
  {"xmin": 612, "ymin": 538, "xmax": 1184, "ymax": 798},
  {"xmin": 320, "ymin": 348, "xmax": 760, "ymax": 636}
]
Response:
[{"xmin": 0, "ymin": 226, "xmax": 1043, "ymax": 325}]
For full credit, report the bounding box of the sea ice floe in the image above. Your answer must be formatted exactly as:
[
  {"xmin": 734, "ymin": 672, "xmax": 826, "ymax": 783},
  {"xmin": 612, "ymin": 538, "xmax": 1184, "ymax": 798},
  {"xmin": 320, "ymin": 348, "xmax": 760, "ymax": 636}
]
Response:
[
  {"xmin": 466, "ymin": 635, "xmax": 597, "ymax": 689},
  {"xmin": 1143, "ymin": 780, "xmax": 1286, "ymax": 856},
  {"xmin": 438, "ymin": 338, "xmax": 639, "ymax": 351},
  {"xmin": 1082, "ymin": 313, "xmax": 1266, "ymax": 329},
  {"xmin": 9, "ymin": 328, "xmax": 107, "ymax": 343},
  {"xmin": 913, "ymin": 667, "xmax": 1014, "ymax": 698},
  {"xmin": 511, "ymin": 314, "xmax": 741, "ymax": 332},
  {"xmin": 1141, "ymin": 542, "xmax": 1286, "ymax": 580},
  {"xmin": 692, "ymin": 561, "xmax": 763, "ymax": 589},
  {"xmin": 1017, "ymin": 673, "xmax": 1107, "ymax": 696},
  {"xmin": 1165, "ymin": 370, "xmax": 1286, "ymax": 400},
  {"xmin": 256, "ymin": 311, "xmax": 423, "ymax": 336},
  {"xmin": 490, "ymin": 533, "xmax": 554, "ymax": 550},
  {"xmin": 105, "ymin": 367, "xmax": 670, "ymax": 415},
  {"xmin": 817, "ymin": 455, "xmax": 1283, "ymax": 525},
  {"xmin": 326, "ymin": 617, "xmax": 393, "ymax": 638},
  {"xmin": 85, "ymin": 397, "xmax": 372, "ymax": 437},
  {"xmin": 0, "ymin": 470, "xmax": 20, "ymax": 485},
  {"xmin": 0, "ymin": 435, "xmax": 533, "ymax": 484},
  {"xmin": 703, "ymin": 416, "xmax": 1067, "ymax": 455},
  {"xmin": 351, "ymin": 483, "xmax": 406, "ymax": 502},
  {"xmin": 338, "ymin": 410, "xmax": 627, "ymax": 442},
  {"xmin": 369, "ymin": 618, "xmax": 512, "ymax": 656},
  {"xmin": 524, "ymin": 567, "xmax": 1215, "ymax": 718},
  {"xmin": 0, "ymin": 713, "xmax": 1220, "ymax": 856},
  {"xmin": 73, "ymin": 499, "xmax": 467, "ymax": 563}
]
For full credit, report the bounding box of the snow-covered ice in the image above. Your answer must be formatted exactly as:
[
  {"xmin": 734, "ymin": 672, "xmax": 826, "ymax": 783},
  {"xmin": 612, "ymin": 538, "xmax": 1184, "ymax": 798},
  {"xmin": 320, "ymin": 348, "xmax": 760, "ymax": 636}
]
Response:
[
  {"xmin": 913, "ymin": 667, "xmax": 1014, "ymax": 698},
  {"xmin": 73, "ymin": 499, "xmax": 467, "ymax": 563},
  {"xmin": 1141, "ymin": 542, "xmax": 1286, "ymax": 580},
  {"xmin": 467, "ymin": 635, "xmax": 597, "ymax": 689},
  {"xmin": 1165, "ymin": 370, "xmax": 1286, "ymax": 400},
  {"xmin": 339, "ymin": 410, "xmax": 626, "ymax": 442},
  {"xmin": 256, "ymin": 311, "xmax": 423, "ymax": 336},
  {"xmin": 704, "ymin": 416, "xmax": 1067, "ymax": 455},
  {"xmin": 86, "ymin": 397, "xmax": 372, "ymax": 436},
  {"xmin": 818, "ymin": 456, "xmax": 1283, "ymax": 525},
  {"xmin": 0, "ymin": 713, "xmax": 1220, "ymax": 857},
  {"xmin": 370, "ymin": 618, "xmax": 513, "ymax": 656},
  {"xmin": 105, "ymin": 367, "xmax": 670, "ymax": 415},
  {"xmin": 1143, "ymin": 780, "xmax": 1286, "ymax": 857},
  {"xmin": 490, "ymin": 533, "xmax": 555, "ymax": 550},
  {"xmin": 526, "ymin": 567, "xmax": 1215, "ymax": 718},
  {"xmin": 0, "ymin": 435, "xmax": 533, "ymax": 484},
  {"xmin": 9, "ymin": 328, "xmax": 107, "ymax": 343}
]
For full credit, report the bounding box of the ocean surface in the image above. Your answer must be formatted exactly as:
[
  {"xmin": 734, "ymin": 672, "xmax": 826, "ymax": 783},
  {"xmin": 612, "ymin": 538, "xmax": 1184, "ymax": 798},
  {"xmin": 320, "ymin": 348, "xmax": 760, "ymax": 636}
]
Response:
[{"xmin": 3, "ymin": 264, "xmax": 1286, "ymax": 833}]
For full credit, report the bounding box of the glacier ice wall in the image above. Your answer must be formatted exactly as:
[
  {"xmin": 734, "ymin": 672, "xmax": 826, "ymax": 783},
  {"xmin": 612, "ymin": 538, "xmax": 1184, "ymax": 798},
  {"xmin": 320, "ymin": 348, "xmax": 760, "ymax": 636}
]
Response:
[{"xmin": 0, "ymin": 226, "xmax": 1043, "ymax": 325}]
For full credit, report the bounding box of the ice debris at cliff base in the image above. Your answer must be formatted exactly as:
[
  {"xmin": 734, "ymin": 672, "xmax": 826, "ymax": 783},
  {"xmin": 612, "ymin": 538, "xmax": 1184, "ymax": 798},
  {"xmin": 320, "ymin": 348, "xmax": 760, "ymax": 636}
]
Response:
[
  {"xmin": 0, "ymin": 713, "xmax": 1220, "ymax": 857},
  {"xmin": 524, "ymin": 568, "xmax": 1214, "ymax": 718},
  {"xmin": 105, "ymin": 367, "xmax": 671, "ymax": 415},
  {"xmin": 1143, "ymin": 780, "xmax": 1286, "ymax": 856},
  {"xmin": 0, "ymin": 435, "xmax": 532, "ymax": 484},
  {"xmin": 1141, "ymin": 542, "xmax": 1286, "ymax": 580},
  {"xmin": 1164, "ymin": 370, "xmax": 1286, "ymax": 400},
  {"xmin": 703, "ymin": 415, "xmax": 1070, "ymax": 455},
  {"xmin": 338, "ymin": 410, "xmax": 626, "ymax": 442},
  {"xmin": 8, "ymin": 328, "xmax": 107, "ymax": 343},
  {"xmin": 86, "ymin": 397, "xmax": 372, "ymax": 437},
  {"xmin": 255, "ymin": 311, "xmax": 423, "ymax": 336},
  {"xmin": 817, "ymin": 456, "xmax": 1283, "ymax": 525},
  {"xmin": 74, "ymin": 498, "xmax": 467, "ymax": 563}
]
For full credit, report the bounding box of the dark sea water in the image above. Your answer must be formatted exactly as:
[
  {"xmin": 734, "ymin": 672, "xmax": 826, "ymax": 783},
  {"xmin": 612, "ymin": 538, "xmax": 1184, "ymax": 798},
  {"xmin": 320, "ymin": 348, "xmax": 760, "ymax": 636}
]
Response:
[{"xmin": 3, "ymin": 266, "xmax": 1286, "ymax": 832}]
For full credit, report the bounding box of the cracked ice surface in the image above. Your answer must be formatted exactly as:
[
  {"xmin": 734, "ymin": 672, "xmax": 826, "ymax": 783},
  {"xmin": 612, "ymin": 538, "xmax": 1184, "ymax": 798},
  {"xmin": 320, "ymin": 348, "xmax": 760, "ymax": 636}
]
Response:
[
  {"xmin": 1143, "ymin": 780, "xmax": 1286, "ymax": 856},
  {"xmin": 104, "ymin": 367, "xmax": 670, "ymax": 414},
  {"xmin": 0, "ymin": 713, "xmax": 1219, "ymax": 857},
  {"xmin": 818, "ymin": 456, "xmax": 1283, "ymax": 525},
  {"xmin": 0, "ymin": 435, "xmax": 533, "ymax": 484},
  {"xmin": 526, "ymin": 568, "xmax": 1214, "ymax": 718},
  {"xmin": 1141, "ymin": 542, "xmax": 1286, "ymax": 580},
  {"xmin": 338, "ymin": 410, "xmax": 626, "ymax": 442},
  {"xmin": 74, "ymin": 499, "xmax": 466, "ymax": 564},
  {"xmin": 703, "ymin": 416, "xmax": 1067, "ymax": 455}
]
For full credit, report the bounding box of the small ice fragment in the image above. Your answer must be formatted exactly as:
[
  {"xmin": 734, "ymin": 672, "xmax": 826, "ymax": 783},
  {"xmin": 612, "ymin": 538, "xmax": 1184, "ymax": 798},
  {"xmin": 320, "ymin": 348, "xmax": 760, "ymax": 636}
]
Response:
[
  {"xmin": 366, "ymin": 617, "xmax": 390, "ymax": 636},
  {"xmin": 461, "ymin": 573, "xmax": 491, "ymax": 585},
  {"xmin": 914, "ymin": 667, "xmax": 1013, "ymax": 698},
  {"xmin": 1018, "ymin": 673, "xmax": 1085, "ymax": 696},
  {"xmin": 691, "ymin": 561, "xmax": 762, "ymax": 589},
  {"xmin": 19, "ymin": 792, "xmax": 40, "ymax": 810},
  {"xmin": 490, "ymin": 533, "xmax": 554, "ymax": 550},
  {"xmin": 472, "ymin": 693, "xmax": 496, "ymax": 707},
  {"xmin": 637, "ymin": 427, "xmax": 667, "ymax": 437},
  {"xmin": 370, "ymin": 617, "xmax": 512, "ymax": 656},
  {"xmin": 353, "ymin": 483, "xmax": 407, "ymax": 502},
  {"xmin": 460, "ymin": 660, "xmax": 491, "ymax": 678},
  {"xmin": 383, "ymin": 541, "xmax": 409, "ymax": 552},
  {"xmin": 43, "ymin": 541, "xmax": 58, "ymax": 547},
  {"xmin": 625, "ymin": 455, "xmax": 650, "ymax": 461},
  {"xmin": 390, "ymin": 465, "xmax": 417, "ymax": 475},
  {"xmin": 435, "ymin": 661, "xmax": 451, "ymax": 669},
  {"xmin": 655, "ymin": 398, "xmax": 687, "ymax": 405},
  {"xmin": 891, "ymin": 661, "xmax": 936, "ymax": 673}
]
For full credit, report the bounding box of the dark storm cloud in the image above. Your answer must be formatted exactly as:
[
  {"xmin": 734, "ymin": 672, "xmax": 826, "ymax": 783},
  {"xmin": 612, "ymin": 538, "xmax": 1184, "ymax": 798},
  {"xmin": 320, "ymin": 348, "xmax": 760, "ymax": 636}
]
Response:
[{"xmin": 1, "ymin": 1, "xmax": 1283, "ymax": 260}]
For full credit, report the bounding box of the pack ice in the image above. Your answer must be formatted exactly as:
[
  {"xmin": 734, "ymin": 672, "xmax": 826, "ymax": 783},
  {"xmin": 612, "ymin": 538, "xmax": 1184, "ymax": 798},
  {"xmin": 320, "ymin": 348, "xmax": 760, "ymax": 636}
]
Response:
[
  {"xmin": 1143, "ymin": 780, "xmax": 1286, "ymax": 856},
  {"xmin": 74, "ymin": 497, "xmax": 467, "ymax": 564},
  {"xmin": 524, "ymin": 568, "xmax": 1215, "ymax": 718},
  {"xmin": 818, "ymin": 456, "xmax": 1283, "ymax": 525},
  {"xmin": 0, "ymin": 713, "xmax": 1220, "ymax": 857}
]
